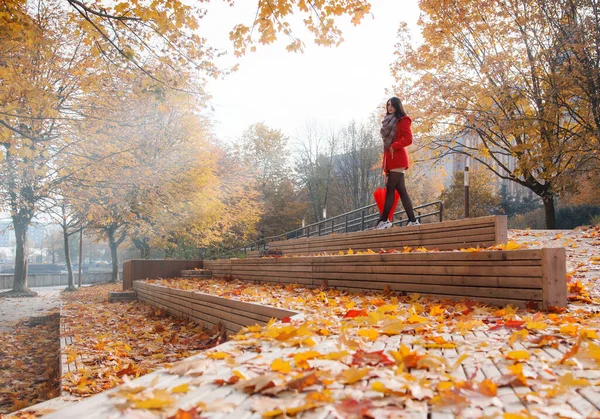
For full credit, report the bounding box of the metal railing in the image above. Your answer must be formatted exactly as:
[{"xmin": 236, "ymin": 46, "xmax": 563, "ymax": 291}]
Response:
[{"xmin": 212, "ymin": 200, "xmax": 443, "ymax": 259}]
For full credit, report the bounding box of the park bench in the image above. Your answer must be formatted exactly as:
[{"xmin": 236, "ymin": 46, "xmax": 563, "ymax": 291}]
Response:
[{"xmin": 268, "ymin": 215, "xmax": 507, "ymax": 256}]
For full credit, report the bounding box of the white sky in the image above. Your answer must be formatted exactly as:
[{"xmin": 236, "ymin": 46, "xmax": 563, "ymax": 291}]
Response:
[{"xmin": 202, "ymin": 0, "xmax": 422, "ymax": 144}]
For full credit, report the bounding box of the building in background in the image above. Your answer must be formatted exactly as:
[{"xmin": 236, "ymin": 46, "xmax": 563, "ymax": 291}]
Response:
[{"xmin": 440, "ymin": 132, "xmax": 532, "ymax": 199}]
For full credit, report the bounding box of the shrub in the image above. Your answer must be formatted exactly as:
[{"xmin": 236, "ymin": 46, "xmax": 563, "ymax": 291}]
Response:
[
  {"xmin": 508, "ymin": 205, "xmax": 600, "ymax": 229},
  {"xmin": 556, "ymin": 205, "xmax": 600, "ymax": 229}
]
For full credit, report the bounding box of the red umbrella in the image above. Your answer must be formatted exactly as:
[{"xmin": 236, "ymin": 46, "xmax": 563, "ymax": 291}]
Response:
[{"xmin": 373, "ymin": 188, "xmax": 400, "ymax": 222}]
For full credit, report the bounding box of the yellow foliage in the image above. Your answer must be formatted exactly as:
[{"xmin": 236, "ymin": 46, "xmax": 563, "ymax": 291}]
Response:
[{"xmin": 271, "ymin": 358, "xmax": 292, "ymax": 373}]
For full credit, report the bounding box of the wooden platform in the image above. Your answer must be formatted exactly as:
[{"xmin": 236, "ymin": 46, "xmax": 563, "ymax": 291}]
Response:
[
  {"xmin": 108, "ymin": 291, "xmax": 137, "ymax": 303},
  {"xmin": 180, "ymin": 269, "xmax": 212, "ymax": 278},
  {"xmin": 134, "ymin": 281, "xmax": 298, "ymax": 336},
  {"xmin": 204, "ymin": 247, "xmax": 567, "ymax": 309},
  {"xmin": 42, "ymin": 323, "xmax": 600, "ymax": 419},
  {"xmin": 268, "ymin": 215, "xmax": 507, "ymax": 256},
  {"xmin": 123, "ymin": 260, "xmax": 204, "ymax": 290}
]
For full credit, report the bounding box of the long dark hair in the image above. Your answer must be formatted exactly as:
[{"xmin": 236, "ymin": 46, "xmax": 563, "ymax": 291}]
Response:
[{"xmin": 386, "ymin": 97, "xmax": 407, "ymax": 119}]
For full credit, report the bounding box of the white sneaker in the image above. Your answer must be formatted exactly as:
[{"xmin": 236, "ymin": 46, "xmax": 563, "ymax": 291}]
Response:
[
  {"xmin": 376, "ymin": 220, "xmax": 393, "ymax": 230},
  {"xmin": 406, "ymin": 220, "xmax": 420, "ymax": 227}
]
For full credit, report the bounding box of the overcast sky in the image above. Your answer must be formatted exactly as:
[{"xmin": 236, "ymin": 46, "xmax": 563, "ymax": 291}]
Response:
[{"xmin": 202, "ymin": 0, "xmax": 422, "ymax": 144}]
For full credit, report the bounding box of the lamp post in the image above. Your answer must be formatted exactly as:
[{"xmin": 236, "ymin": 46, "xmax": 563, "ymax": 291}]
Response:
[
  {"xmin": 464, "ymin": 137, "xmax": 471, "ymax": 219},
  {"xmin": 78, "ymin": 228, "xmax": 83, "ymax": 288},
  {"xmin": 464, "ymin": 163, "xmax": 470, "ymax": 218}
]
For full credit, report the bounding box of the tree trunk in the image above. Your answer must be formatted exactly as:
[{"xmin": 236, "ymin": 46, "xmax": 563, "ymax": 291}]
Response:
[
  {"xmin": 132, "ymin": 238, "xmax": 151, "ymax": 259},
  {"xmin": 63, "ymin": 228, "xmax": 76, "ymax": 291},
  {"xmin": 11, "ymin": 217, "xmax": 33, "ymax": 294},
  {"xmin": 542, "ymin": 194, "xmax": 557, "ymax": 229},
  {"xmin": 107, "ymin": 228, "xmax": 120, "ymax": 283}
]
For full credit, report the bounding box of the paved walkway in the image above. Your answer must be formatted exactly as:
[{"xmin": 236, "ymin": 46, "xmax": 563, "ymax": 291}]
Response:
[{"xmin": 0, "ymin": 286, "xmax": 63, "ymax": 331}]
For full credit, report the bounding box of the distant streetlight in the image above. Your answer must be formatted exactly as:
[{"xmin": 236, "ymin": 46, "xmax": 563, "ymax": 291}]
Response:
[
  {"xmin": 78, "ymin": 228, "xmax": 83, "ymax": 288},
  {"xmin": 464, "ymin": 137, "xmax": 471, "ymax": 218}
]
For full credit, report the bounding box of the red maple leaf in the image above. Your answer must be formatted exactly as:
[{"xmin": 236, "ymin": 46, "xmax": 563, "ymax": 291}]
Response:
[
  {"xmin": 351, "ymin": 350, "xmax": 394, "ymax": 366},
  {"xmin": 343, "ymin": 309, "xmax": 368, "ymax": 318}
]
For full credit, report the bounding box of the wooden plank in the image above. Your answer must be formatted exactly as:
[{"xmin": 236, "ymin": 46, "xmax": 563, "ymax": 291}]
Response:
[
  {"xmin": 137, "ymin": 283, "xmax": 296, "ymax": 319},
  {"xmin": 309, "ymin": 249, "xmax": 544, "ymax": 263},
  {"xmin": 276, "ymin": 216, "xmax": 499, "ymax": 244},
  {"xmin": 308, "ymin": 232, "xmax": 497, "ymax": 251},
  {"xmin": 310, "ymin": 258, "xmax": 543, "ymax": 267},
  {"xmin": 541, "ymin": 248, "xmax": 567, "ymax": 309},
  {"xmin": 270, "ymin": 216, "xmax": 505, "ymax": 255},
  {"xmin": 188, "ymin": 302, "xmax": 272, "ymax": 327},
  {"xmin": 135, "ymin": 282, "xmax": 296, "ymax": 334},
  {"xmin": 228, "ymin": 273, "xmax": 313, "ymax": 286},
  {"xmin": 495, "ymin": 215, "xmax": 508, "ymax": 244},
  {"xmin": 567, "ymin": 390, "xmax": 599, "ymax": 417},
  {"xmin": 147, "ymin": 289, "xmax": 274, "ymax": 325},
  {"xmin": 579, "ymin": 387, "xmax": 600, "ymax": 411},
  {"xmin": 320, "ymin": 279, "xmax": 541, "ymax": 300},
  {"xmin": 312, "ymin": 264, "xmax": 543, "ymax": 277},
  {"xmin": 311, "ymin": 272, "xmax": 542, "ymax": 289},
  {"xmin": 304, "ymin": 227, "xmax": 497, "ymax": 249}
]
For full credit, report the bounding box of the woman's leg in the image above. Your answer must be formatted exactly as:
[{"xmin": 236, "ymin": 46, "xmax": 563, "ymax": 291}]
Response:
[
  {"xmin": 379, "ymin": 172, "xmax": 402, "ymax": 222},
  {"xmin": 395, "ymin": 173, "xmax": 417, "ymax": 222}
]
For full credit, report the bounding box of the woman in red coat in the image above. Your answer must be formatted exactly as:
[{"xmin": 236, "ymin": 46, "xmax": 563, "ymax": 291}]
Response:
[{"xmin": 376, "ymin": 97, "xmax": 419, "ymax": 229}]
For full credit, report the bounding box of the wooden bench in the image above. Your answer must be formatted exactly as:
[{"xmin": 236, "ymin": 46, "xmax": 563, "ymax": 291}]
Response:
[
  {"xmin": 134, "ymin": 281, "xmax": 298, "ymax": 336},
  {"xmin": 204, "ymin": 247, "xmax": 567, "ymax": 309},
  {"xmin": 269, "ymin": 215, "xmax": 507, "ymax": 255}
]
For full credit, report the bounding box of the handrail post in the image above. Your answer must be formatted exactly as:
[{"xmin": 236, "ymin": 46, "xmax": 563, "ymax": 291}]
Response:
[
  {"xmin": 318, "ymin": 223, "xmax": 321, "ymax": 236},
  {"xmin": 439, "ymin": 201, "xmax": 443, "ymax": 222},
  {"xmin": 345, "ymin": 215, "xmax": 348, "ymax": 233},
  {"xmin": 361, "ymin": 210, "xmax": 365, "ymax": 231}
]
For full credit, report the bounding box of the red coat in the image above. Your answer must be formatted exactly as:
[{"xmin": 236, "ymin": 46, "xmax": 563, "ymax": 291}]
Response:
[{"xmin": 383, "ymin": 116, "xmax": 413, "ymax": 174}]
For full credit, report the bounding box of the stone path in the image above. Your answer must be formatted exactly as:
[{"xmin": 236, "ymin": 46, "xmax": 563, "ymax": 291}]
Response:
[{"xmin": 0, "ymin": 286, "xmax": 63, "ymax": 332}]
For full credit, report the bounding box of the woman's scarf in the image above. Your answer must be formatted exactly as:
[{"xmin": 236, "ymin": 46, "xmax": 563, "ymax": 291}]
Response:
[{"xmin": 380, "ymin": 114, "xmax": 398, "ymax": 150}]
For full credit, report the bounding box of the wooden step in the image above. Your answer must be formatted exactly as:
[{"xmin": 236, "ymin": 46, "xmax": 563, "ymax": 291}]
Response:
[
  {"xmin": 180, "ymin": 269, "xmax": 212, "ymax": 278},
  {"xmin": 204, "ymin": 247, "xmax": 567, "ymax": 309},
  {"xmin": 108, "ymin": 291, "xmax": 137, "ymax": 303},
  {"xmin": 269, "ymin": 215, "xmax": 507, "ymax": 256}
]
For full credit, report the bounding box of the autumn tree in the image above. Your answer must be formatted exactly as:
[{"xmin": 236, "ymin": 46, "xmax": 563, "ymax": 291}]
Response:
[
  {"xmin": 441, "ymin": 168, "xmax": 502, "ymax": 220},
  {"xmin": 237, "ymin": 123, "xmax": 305, "ymax": 238},
  {"xmin": 538, "ymin": 0, "xmax": 600, "ymax": 154},
  {"xmin": 1, "ymin": 0, "xmax": 373, "ymax": 294},
  {"xmin": 391, "ymin": 0, "xmax": 598, "ymax": 228},
  {"xmin": 0, "ymin": 2, "xmax": 102, "ymax": 295},
  {"xmin": 329, "ymin": 119, "xmax": 381, "ymax": 212},
  {"xmin": 294, "ymin": 121, "xmax": 338, "ymax": 222},
  {"xmin": 76, "ymin": 86, "xmax": 217, "ymax": 281},
  {"xmin": 45, "ymin": 195, "xmax": 85, "ymax": 291}
]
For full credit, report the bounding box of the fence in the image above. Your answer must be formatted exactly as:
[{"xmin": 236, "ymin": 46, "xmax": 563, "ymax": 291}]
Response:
[{"xmin": 0, "ymin": 273, "xmax": 113, "ymax": 289}]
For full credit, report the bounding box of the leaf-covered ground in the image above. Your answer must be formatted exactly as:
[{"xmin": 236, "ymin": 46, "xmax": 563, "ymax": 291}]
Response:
[
  {"xmin": 58, "ymin": 283, "xmax": 223, "ymax": 397},
  {"xmin": 4, "ymin": 227, "xmax": 600, "ymax": 418},
  {"xmin": 0, "ymin": 313, "xmax": 60, "ymax": 414},
  {"xmin": 1, "ymin": 283, "xmax": 222, "ymax": 419},
  {"xmin": 103, "ymin": 227, "xmax": 600, "ymax": 418}
]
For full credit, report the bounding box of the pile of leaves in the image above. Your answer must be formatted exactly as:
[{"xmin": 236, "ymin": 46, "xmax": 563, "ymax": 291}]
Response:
[
  {"xmin": 107, "ymin": 279, "xmax": 600, "ymax": 418},
  {"xmin": 512, "ymin": 228, "xmax": 600, "ymax": 304},
  {"xmin": 103, "ymin": 228, "xmax": 598, "ymax": 417},
  {"xmin": 59, "ymin": 283, "xmax": 223, "ymax": 397},
  {"xmin": 0, "ymin": 313, "xmax": 60, "ymax": 414}
]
